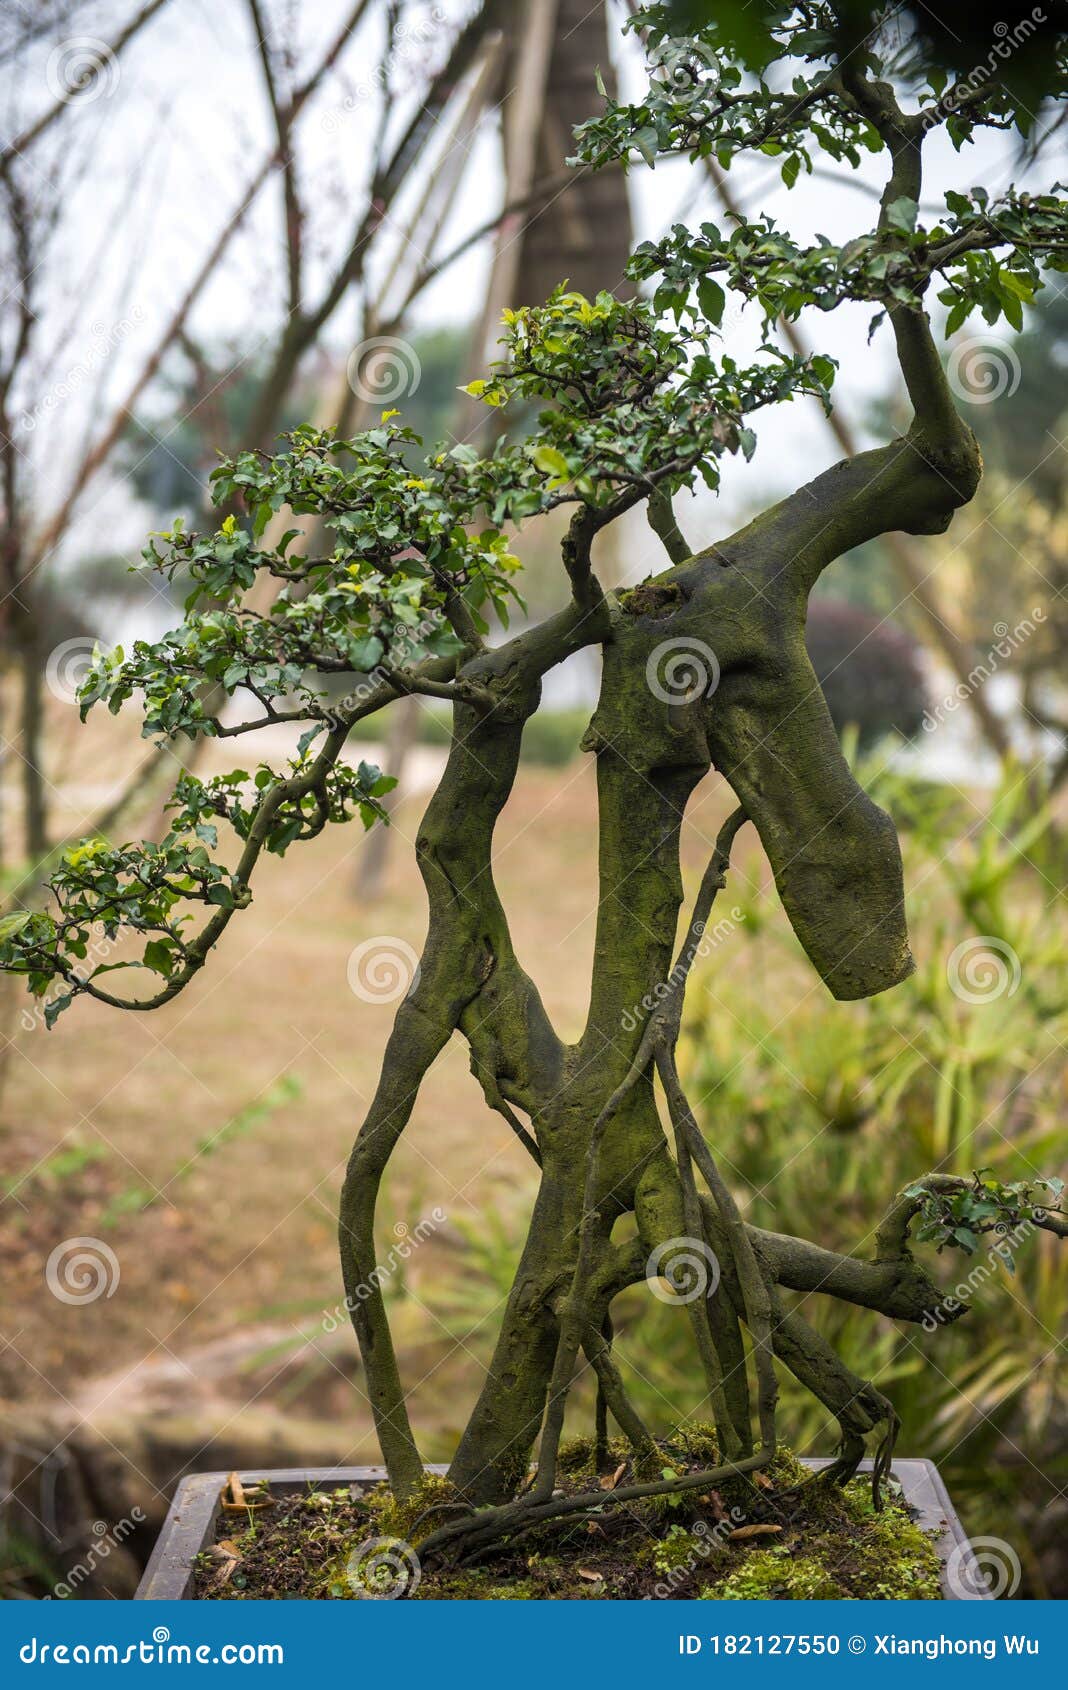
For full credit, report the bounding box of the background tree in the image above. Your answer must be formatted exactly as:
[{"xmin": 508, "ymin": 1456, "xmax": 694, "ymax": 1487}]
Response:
[{"xmin": 2, "ymin": 2, "xmax": 1066, "ymax": 1570}]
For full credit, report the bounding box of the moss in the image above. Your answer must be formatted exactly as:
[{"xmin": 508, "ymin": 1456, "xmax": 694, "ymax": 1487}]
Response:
[
  {"xmin": 619, "ymin": 580, "xmax": 684, "ymax": 618},
  {"xmin": 193, "ymin": 1449, "xmax": 946, "ymax": 1602},
  {"xmin": 412, "ymin": 1569, "xmax": 537, "ymax": 1601},
  {"xmin": 702, "ymin": 1547, "xmax": 843, "ymax": 1600},
  {"xmin": 366, "ymin": 1472, "xmax": 461, "ymax": 1542},
  {"xmin": 653, "ymin": 1525, "xmax": 715, "ymax": 1575}
]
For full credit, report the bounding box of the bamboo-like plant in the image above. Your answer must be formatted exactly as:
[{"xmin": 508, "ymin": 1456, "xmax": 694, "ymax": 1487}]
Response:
[{"xmin": 3, "ymin": 4, "xmax": 1066, "ymax": 1566}]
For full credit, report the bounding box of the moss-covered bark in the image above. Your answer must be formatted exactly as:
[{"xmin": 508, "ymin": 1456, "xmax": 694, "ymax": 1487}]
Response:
[{"xmin": 335, "ymin": 66, "xmax": 1026, "ymax": 1551}]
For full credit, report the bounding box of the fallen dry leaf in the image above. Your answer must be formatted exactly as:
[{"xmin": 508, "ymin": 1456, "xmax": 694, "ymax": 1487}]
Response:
[
  {"xmin": 220, "ymin": 1472, "xmax": 274, "ymax": 1512},
  {"xmin": 753, "ymin": 1472, "xmax": 775, "ymax": 1491},
  {"xmin": 599, "ymin": 1462, "xmax": 627, "ymax": 1491},
  {"xmin": 728, "ymin": 1523, "xmax": 783, "ymax": 1542},
  {"xmin": 577, "ymin": 1568, "xmax": 604, "ymax": 1582}
]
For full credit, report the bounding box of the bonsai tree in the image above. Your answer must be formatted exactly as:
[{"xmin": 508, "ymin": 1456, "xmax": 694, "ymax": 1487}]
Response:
[{"xmin": 3, "ymin": 3, "xmax": 1067, "ymax": 1570}]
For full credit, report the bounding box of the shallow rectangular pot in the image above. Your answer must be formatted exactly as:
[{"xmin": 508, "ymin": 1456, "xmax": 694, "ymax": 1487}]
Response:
[{"xmin": 136, "ymin": 1458, "xmax": 988, "ymax": 1601}]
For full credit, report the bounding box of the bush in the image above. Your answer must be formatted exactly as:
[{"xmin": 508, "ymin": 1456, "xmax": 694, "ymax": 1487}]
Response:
[{"xmin": 806, "ymin": 596, "xmax": 927, "ymax": 748}]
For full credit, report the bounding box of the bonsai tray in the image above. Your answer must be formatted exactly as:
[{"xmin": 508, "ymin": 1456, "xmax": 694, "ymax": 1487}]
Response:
[{"xmin": 136, "ymin": 1457, "xmax": 990, "ymax": 1600}]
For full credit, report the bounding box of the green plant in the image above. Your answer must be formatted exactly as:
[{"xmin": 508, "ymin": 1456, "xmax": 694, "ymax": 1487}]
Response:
[{"xmin": 2, "ymin": 4, "xmax": 1066, "ymax": 1582}]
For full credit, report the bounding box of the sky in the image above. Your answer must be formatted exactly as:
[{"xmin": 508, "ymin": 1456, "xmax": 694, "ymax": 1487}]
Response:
[{"xmin": 1, "ymin": 0, "xmax": 1063, "ymax": 582}]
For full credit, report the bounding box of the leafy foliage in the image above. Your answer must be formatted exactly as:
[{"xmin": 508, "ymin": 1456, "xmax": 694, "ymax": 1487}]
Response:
[{"xmin": 905, "ymin": 1172, "xmax": 1065, "ymax": 1256}]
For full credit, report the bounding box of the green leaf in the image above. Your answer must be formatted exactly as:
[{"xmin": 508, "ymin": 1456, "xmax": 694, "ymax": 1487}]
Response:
[
  {"xmin": 697, "ymin": 276, "xmax": 725, "ymax": 327},
  {"xmin": 346, "ymin": 634, "xmax": 385, "ymax": 672},
  {"xmin": 530, "ymin": 445, "xmax": 571, "ymax": 480},
  {"xmin": 44, "ymin": 992, "xmax": 73, "ymax": 1031},
  {"xmin": 633, "ymin": 126, "xmax": 659, "ymax": 167},
  {"xmin": 885, "ymin": 196, "xmax": 918, "ymax": 234},
  {"xmin": 143, "ymin": 939, "xmax": 176, "ymax": 978}
]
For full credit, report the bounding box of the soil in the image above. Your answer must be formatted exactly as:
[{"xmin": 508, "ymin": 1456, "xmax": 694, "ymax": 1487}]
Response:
[{"xmin": 191, "ymin": 1440, "xmax": 944, "ymax": 1601}]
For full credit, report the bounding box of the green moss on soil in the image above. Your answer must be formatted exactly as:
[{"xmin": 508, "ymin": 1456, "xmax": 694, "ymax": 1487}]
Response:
[{"xmin": 192, "ymin": 1431, "xmax": 943, "ymax": 1601}]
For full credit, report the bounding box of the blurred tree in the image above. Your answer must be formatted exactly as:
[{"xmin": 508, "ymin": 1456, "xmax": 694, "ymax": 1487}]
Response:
[{"xmin": 806, "ymin": 598, "xmax": 927, "ymax": 748}]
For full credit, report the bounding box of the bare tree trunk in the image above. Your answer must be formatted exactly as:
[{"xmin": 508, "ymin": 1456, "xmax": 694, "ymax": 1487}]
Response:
[{"xmin": 13, "ymin": 601, "xmax": 47, "ymax": 861}]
